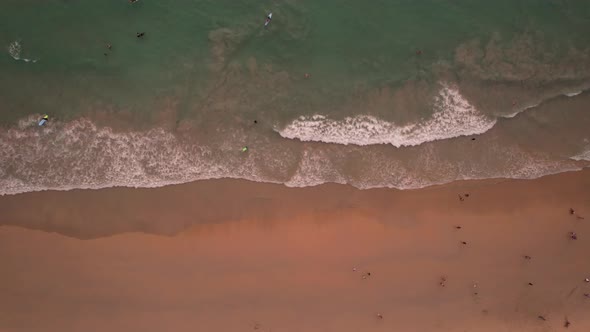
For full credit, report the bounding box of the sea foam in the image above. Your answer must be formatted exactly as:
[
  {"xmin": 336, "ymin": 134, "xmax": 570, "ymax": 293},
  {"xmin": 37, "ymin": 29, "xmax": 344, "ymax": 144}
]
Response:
[
  {"xmin": 7, "ymin": 40, "xmax": 38, "ymax": 63},
  {"xmin": 278, "ymin": 84, "xmax": 496, "ymax": 147}
]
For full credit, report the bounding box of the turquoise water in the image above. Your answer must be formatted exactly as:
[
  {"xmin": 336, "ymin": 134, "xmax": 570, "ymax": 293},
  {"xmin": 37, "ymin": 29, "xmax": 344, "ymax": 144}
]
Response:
[{"xmin": 1, "ymin": 0, "xmax": 590, "ymax": 194}]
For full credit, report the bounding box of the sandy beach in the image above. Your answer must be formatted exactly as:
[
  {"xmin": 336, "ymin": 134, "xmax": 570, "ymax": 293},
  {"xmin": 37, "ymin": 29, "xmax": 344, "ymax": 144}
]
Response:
[
  {"xmin": 3, "ymin": 2, "xmax": 590, "ymax": 331},
  {"xmin": 0, "ymin": 169, "xmax": 589, "ymax": 331}
]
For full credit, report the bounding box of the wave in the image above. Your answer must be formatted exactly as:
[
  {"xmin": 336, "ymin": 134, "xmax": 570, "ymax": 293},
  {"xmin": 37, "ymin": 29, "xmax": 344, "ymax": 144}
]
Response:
[
  {"xmin": 502, "ymin": 88, "xmax": 588, "ymax": 118},
  {"xmin": 571, "ymin": 146, "xmax": 590, "ymax": 161},
  {"xmin": 279, "ymin": 84, "xmax": 590, "ymax": 146},
  {"xmin": 565, "ymin": 91, "xmax": 583, "ymax": 97},
  {"xmin": 1, "ymin": 111, "xmax": 588, "ymax": 196},
  {"xmin": 277, "ymin": 84, "xmax": 496, "ymax": 147},
  {"xmin": 7, "ymin": 40, "xmax": 38, "ymax": 63},
  {"xmin": 0, "ymin": 117, "xmax": 262, "ymax": 195}
]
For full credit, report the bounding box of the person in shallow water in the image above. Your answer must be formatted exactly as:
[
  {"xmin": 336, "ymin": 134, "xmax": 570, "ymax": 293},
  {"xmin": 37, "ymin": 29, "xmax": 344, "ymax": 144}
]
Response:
[{"xmin": 38, "ymin": 114, "xmax": 49, "ymax": 126}]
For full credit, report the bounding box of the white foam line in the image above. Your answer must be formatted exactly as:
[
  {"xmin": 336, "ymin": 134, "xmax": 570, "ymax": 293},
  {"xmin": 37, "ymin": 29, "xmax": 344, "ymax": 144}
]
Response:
[
  {"xmin": 502, "ymin": 89, "xmax": 587, "ymax": 119},
  {"xmin": 571, "ymin": 147, "xmax": 590, "ymax": 161},
  {"xmin": 278, "ymin": 83, "xmax": 496, "ymax": 147},
  {"xmin": 1, "ymin": 112, "xmax": 588, "ymax": 195},
  {"xmin": 565, "ymin": 91, "xmax": 582, "ymax": 97},
  {"xmin": 7, "ymin": 40, "xmax": 38, "ymax": 63}
]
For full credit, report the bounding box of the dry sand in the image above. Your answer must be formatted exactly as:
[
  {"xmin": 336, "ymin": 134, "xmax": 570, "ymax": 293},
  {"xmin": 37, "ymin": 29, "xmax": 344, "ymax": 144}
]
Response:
[{"xmin": 1, "ymin": 169, "xmax": 589, "ymax": 332}]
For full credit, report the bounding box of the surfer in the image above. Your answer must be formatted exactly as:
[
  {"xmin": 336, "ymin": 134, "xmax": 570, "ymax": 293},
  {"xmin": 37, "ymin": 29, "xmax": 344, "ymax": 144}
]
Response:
[
  {"xmin": 136, "ymin": 32, "xmax": 145, "ymax": 38},
  {"xmin": 38, "ymin": 114, "xmax": 49, "ymax": 126},
  {"xmin": 264, "ymin": 13, "xmax": 272, "ymax": 28}
]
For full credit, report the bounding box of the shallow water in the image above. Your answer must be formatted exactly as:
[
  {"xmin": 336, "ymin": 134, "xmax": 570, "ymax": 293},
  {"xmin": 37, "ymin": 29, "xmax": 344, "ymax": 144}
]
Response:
[{"xmin": 1, "ymin": 0, "xmax": 590, "ymax": 194}]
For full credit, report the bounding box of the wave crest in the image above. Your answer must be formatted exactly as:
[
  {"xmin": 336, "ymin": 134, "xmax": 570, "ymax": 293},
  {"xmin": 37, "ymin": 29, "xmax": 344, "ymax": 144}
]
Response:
[
  {"xmin": 278, "ymin": 84, "xmax": 496, "ymax": 147},
  {"xmin": 7, "ymin": 40, "xmax": 38, "ymax": 63}
]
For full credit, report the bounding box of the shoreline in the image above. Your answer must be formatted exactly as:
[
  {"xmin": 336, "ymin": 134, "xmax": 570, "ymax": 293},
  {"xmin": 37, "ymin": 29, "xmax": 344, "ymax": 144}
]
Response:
[
  {"xmin": 1, "ymin": 169, "xmax": 589, "ymax": 331},
  {"xmin": 3, "ymin": 88, "xmax": 590, "ymax": 196}
]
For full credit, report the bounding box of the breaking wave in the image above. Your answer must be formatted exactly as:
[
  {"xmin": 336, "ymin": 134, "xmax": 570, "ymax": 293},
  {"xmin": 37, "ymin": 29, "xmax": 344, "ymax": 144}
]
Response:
[
  {"xmin": 571, "ymin": 146, "xmax": 590, "ymax": 161},
  {"xmin": 7, "ymin": 40, "xmax": 38, "ymax": 63},
  {"xmin": 1, "ymin": 93, "xmax": 588, "ymax": 196},
  {"xmin": 278, "ymin": 84, "xmax": 496, "ymax": 147},
  {"xmin": 0, "ymin": 117, "xmax": 274, "ymax": 195}
]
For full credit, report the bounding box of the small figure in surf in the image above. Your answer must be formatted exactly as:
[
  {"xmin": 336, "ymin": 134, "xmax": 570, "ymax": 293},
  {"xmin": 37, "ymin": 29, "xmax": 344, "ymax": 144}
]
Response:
[
  {"xmin": 264, "ymin": 13, "xmax": 272, "ymax": 28},
  {"xmin": 129, "ymin": 0, "xmax": 139, "ymax": 3},
  {"xmin": 136, "ymin": 32, "xmax": 145, "ymax": 38},
  {"xmin": 38, "ymin": 114, "xmax": 49, "ymax": 126}
]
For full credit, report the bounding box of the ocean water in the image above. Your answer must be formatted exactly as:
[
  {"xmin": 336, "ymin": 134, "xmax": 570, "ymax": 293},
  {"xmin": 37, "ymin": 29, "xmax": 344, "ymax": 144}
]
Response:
[{"xmin": 1, "ymin": 0, "xmax": 590, "ymax": 195}]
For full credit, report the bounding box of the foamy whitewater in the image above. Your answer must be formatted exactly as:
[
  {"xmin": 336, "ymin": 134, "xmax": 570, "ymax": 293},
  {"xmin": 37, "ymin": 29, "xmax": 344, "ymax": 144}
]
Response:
[
  {"xmin": 1, "ymin": 105, "xmax": 588, "ymax": 195},
  {"xmin": 7, "ymin": 40, "xmax": 38, "ymax": 63},
  {"xmin": 278, "ymin": 84, "xmax": 496, "ymax": 147},
  {"xmin": 572, "ymin": 142, "xmax": 590, "ymax": 161}
]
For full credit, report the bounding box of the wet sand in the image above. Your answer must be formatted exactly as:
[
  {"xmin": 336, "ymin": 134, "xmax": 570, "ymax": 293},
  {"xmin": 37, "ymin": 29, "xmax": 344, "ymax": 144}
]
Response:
[{"xmin": 1, "ymin": 169, "xmax": 590, "ymax": 331}]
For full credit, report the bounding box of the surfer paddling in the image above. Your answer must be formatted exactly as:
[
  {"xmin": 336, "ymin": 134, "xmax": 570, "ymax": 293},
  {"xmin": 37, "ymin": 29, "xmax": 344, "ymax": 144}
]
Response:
[{"xmin": 264, "ymin": 13, "xmax": 272, "ymax": 28}]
